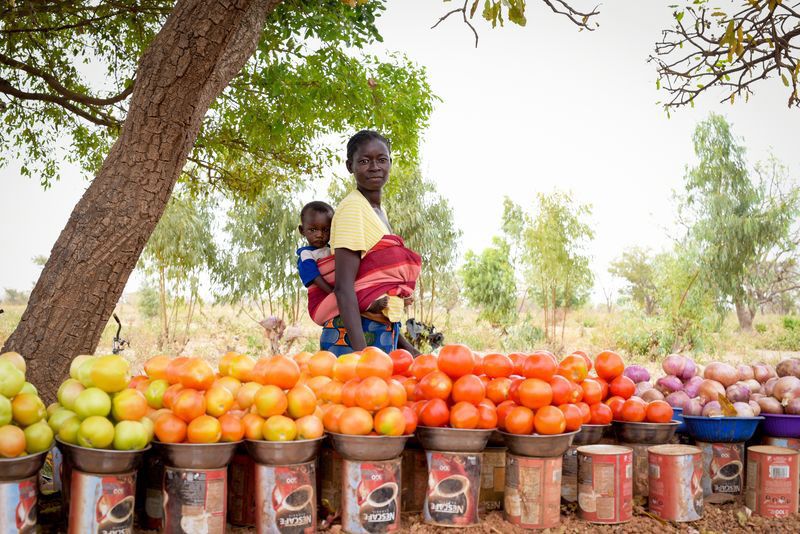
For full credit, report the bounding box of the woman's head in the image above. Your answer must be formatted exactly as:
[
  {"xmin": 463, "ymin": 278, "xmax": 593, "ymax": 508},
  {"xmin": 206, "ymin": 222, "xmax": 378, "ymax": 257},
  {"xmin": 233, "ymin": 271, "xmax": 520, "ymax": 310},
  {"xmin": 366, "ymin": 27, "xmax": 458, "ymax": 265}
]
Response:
[{"xmin": 346, "ymin": 130, "xmax": 391, "ymax": 193}]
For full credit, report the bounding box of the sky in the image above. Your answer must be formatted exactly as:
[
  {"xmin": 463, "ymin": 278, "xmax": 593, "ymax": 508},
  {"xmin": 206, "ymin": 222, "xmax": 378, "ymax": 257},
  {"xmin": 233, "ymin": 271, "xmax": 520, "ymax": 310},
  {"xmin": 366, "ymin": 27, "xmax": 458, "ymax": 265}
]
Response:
[{"xmin": 2, "ymin": 0, "xmax": 799, "ymax": 303}]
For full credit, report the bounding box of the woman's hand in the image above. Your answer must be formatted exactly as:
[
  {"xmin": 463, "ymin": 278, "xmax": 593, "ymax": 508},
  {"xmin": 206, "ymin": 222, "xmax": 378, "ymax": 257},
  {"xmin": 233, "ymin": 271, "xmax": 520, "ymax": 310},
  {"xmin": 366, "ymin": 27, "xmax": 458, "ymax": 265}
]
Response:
[{"xmin": 333, "ymin": 247, "xmax": 367, "ymax": 351}]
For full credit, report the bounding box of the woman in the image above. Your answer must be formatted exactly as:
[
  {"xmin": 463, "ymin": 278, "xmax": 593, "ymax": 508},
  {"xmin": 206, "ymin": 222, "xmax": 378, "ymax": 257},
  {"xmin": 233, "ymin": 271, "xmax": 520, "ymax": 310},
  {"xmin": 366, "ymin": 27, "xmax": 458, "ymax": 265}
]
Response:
[{"xmin": 312, "ymin": 130, "xmax": 420, "ymax": 356}]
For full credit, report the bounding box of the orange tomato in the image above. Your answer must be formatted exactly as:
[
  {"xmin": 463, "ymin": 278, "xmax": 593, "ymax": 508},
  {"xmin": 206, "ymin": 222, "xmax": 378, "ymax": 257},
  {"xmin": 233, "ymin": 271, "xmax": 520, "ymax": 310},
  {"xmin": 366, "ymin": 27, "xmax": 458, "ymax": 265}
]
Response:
[
  {"xmin": 518, "ymin": 378, "xmax": 553, "ymax": 410},
  {"xmin": 165, "ymin": 357, "xmax": 190, "ymax": 385},
  {"xmin": 333, "ymin": 353, "xmax": 360, "ymax": 383},
  {"xmin": 219, "ymin": 413, "xmax": 245, "ymax": 442},
  {"xmin": 496, "ymin": 400, "xmax": 517, "ymax": 431},
  {"xmin": 576, "ymin": 401, "xmax": 592, "ymax": 424},
  {"xmin": 180, "ymin": 358, "xmax": 215, "ymax": 390},
  {"xmin": 402, "ymin": 377, "xmax": 419, "ymax": 401},
  {"xmin": 205, "ymin": 385, "xmax": 235, "ymax": 417},
  {"xmin": 338, "ymin": 407, "xmax": 374, "ymax": 435},
  {"xmin": 549, "ymin": 375, "xmax": 576, "ymax": 405},
  {"xmin": 594, "ymin": 351, "xmax": 625, "ymax": 381},
  {"xmin": 374, "ymin": 407, "xmax": 407, "ymax": 436},
  {"xmin": 387, "ymin": 379, "xmax": 407, "ymax": 407},
  {"xmin": 593, "ymin": 376, "xmax": 609, "ymax": 401},
  {"xmin": 187, "ymin": 415, "xmax": 222, "ymax": 443},
  {"xmin": 477, "ymin": 404, "xmax": 498, "ymax": 429},
  {"xmin": 472, "ymin": 354, "xmax": 484, "ymax": 376},
  {"xmin": 355, "ymin": 376, "xmax": 390, "ymax": 412},
  {"xmin": 241, "ymin": 413, "xmax": 266, "ymax": 440},
  {"xmin": 486, "ymin": 377, "xmax": 512, "ymax": 404},
  {"xmin": 144, "ymin": 355, "xmax": 170, "ymax": 380},
  {"xmin": 341, "ymin": 378, "xmax": 360, "ymax": 408},
  {"xmin": 580, "ymin": 379, "xmax": 603, "ymax": 405},
  {"xmin": 264, "ymin": 355, "xmax": 301, "ymax": 389},
  {"xmin": 389, "ymin": 349, "xmax": 414, "ymax": 376},
  {"xmin": 399, "ymin": 405, "xmax": 418, "ymax": 435},
  {"xmin": 505, "ymin": 406, "xmax": 535, "ymax": 435},
  {"xmin": 449, "ymin": 401, "xmax": 479, "ymax": 429},
  {"xmin": 605, "ymin": 395, "xmax": 626, "ymax": 420},
  {"xmin": 419, "ymin": 398, "xmax": 450, "ymax": 428},
  {"xmin": 154, "ymin": 413, "xmax": 187, "ymax": 443},
  {"xmin": 437, "ymin": 344, "xmax": 475, "ymax": 379},
  {"xmin": 572, "ymin": 351, "xmax": 592, "ymax": 372},
  {"xmin": 589, "ymin": 403, "xmax": 613, "ymax": 425},
  {"xmin": 482, "ymin": 353, "xmax": 513, "ymax": 378},
  {"xmin": 534, "ymin": 405, "xmax": 567, "ymax": 435},
  {"xmin": 323, "ymin": 404, "xmax": 347, "ymax": 433},
  {"xmin": 451, "ymin": 374, "xmax": 485, "ymax": 405},
  {"xmin": 557, "ymin": 354, "xmax": 588, "ymax": 383},
  {"xmin": 523, "ymin": 353, "xmax": 557, "ymax": 381},
  {"xmin": 357, "ymin": 347, "xmax": 394, "ymax": 380},
  {"xmin": 558, "ymin": 403, "xmax": 583, "ymax": 432},
  {"xmin": 620, "ymin": 398, "xmax": 647, "ymax": 422},
  {"xmin": 508, "ymin": 353, "xmax": 528, "ymax": 376},
  {"xmin": 308, "ymin": 351, "xmax": 337, "ymax": 378},
  {"xmin": 418, "ymin": 371, "xmax": 453, "ymax": 401},
  {"xmin": 410, "ymin": 354, "xmax": 438, "ymax": 380},
  {"xmin": 609, "ymin": 375, "xmax": 635, "ymax": 399},
  {"xmin": 172, "ymin": 389, "xmax": 206, "ymax": 423},
  {"xmin": 508, "ymin": 377, "xmax": 523, "ymax": 404},
  {"xmin": 645, "ymin": 400, "xmax": 674, "ymax": 423}
]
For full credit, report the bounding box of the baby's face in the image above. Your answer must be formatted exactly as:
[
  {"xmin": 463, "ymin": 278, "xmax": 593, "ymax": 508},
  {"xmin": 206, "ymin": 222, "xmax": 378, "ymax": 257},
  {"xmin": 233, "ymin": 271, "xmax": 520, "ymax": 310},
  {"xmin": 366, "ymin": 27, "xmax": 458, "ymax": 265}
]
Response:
[{"xmin": 300, "ymin": 211, "xmax": 331, "ymax": 249}]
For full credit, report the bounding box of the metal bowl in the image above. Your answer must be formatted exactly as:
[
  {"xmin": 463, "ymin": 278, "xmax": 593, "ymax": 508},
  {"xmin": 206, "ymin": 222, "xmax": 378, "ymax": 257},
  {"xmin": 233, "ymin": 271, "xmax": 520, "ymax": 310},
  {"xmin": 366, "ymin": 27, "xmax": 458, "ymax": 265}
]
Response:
[
  {"xmin": 327, "ymin": 433, "xmax": 409, "ymax": 461},
  {"xmin": 573, "ymin": 424, "xmax": 610, "ymax": 446},
  {"xmin": 152, "ymin": 440, "xmax": 240, "ymax": 469},
  {"xmin": 56, "ymin": 438, "xmax": 149, "ymax": 474},
  {"xmin": 487, "ymin": 430, "xmax": 505, "ymax": 447},
  {"xmin": 244, "ymin": 438, "xmax": 323, "ymax": 465},
  {"xmin": 415, "ymin": 426, "xmax": 493, "ymax": 453},
  {"xmin": 0, "ymin": 448, "xmax": 51, "ymax": 480},
  {"xmin": 612, "ymin": 420, "xmax": 680, "ymax": 444},
  {"xmin": 500, "ymin": 431, "xmax": 579, "ymax": 457}
]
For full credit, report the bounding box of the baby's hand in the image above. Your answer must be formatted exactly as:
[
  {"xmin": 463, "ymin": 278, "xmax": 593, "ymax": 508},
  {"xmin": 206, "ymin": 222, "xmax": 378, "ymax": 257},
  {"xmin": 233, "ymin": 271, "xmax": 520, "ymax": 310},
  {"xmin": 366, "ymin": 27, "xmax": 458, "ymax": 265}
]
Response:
[{"xmin": 366, "ymin": 296, "xmax": 389, "ymax": 313}]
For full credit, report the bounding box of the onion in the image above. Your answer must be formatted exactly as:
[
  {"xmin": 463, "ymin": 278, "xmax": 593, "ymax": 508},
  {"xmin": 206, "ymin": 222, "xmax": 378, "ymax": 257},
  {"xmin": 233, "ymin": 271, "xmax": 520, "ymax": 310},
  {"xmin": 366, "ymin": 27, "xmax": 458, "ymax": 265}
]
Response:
[
  {"xmin": 683, "ymin": 376, "xmax": 704, "ymax": 398},
  {"xmin": 698, "ymin": 379, "xmax": 725, "ymax": 403},
  {"xmin": 662, "ymin": 354, "xmax": 687, "ymax": 377},
  {"xmin": 777, "ymin": 358, "xmax": 800, "ymax": 378},
  {"xmin": 764, "ymin": 377, "xmax": 779, "ymax": 396},
  {"xmin": 666, "ymin": 391, "xmax": 691, "ymax": 410},
  {"xmin": 749, "ymin": 400, "xmax": 761, "ymax": 416},
  {"xmin": 786, "ymin": 398, "xmax": 800, "ymax": 415},
  {"xmin": 751, "ymin": 393, "xmax": 765, "ymax": 401},
  {"xmin": 623, "ymin": 365, "xmax": 651, "ymax": 384},
  {"xmin": 757, "ymin": 397, "xmax": 784, "ymax": 414},
  {"xmin": 642, "ymin": 389, "xmax": 666, "ymax": 402},
  {"xmin": 726, "ymin": 383, "xmax": 751, "ymax": 403},
  {"xmin": 680, "ymin": 358, "xmax": 697, "ymax": 381},
  {"xmin": 702, "ymin": 401, "xmax": 724, "ymax": 417},
  {"xmin": 656, "ymin": 375, "xmax": 683, "ymax": 395},
  {"xmin": 772, "ymin": 376, "xmax": 800, "ymax": 405},
  {"xmin": 733, "ymin": 402, "xmax": 755, "ymax": 417},
  {"xmin": 634, "ymin": 381, "xmax": 654, "ymax": 397},
  {"xmin": 704, "ymin": 362, "xmax": 739, "ymax": 387},
  {"xmin": 753, "ymin": 364, "xmax": 773, "ymax": 384},
  {"xmin": 684, "ymin": 398, "xmax": 704, "ymax": 416},
  {"xmin": 742, "ymin": 379, "xmax": 761, "ymax": 393},
  {"xmin": 736, "ymin": 364, "xmax": 755, "ymax": 381}
]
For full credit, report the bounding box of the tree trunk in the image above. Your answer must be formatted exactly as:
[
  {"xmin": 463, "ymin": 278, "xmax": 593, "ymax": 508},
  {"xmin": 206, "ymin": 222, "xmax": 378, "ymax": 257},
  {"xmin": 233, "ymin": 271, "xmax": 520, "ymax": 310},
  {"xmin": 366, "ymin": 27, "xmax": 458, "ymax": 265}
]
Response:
[
  {"xmin": 734, "ymin": 297, "xmax": 755, "ymax": 331},
  {"xmin": 1, "ymin": 0, "xmax": 283, "ymax": 402}
]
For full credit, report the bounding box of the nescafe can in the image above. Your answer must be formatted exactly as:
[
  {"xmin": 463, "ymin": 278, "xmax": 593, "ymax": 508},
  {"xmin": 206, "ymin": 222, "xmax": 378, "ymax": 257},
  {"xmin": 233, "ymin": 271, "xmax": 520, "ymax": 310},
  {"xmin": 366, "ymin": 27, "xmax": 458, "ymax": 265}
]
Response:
[
  {"xmin": 0, "ymin": 475, "xmax": 37, "ymax": 533},
  {"xmin": 68, "ymin": 471, "xmax": 136, "ymax": 534},
  {"xmin": 577, "ymin": 444, "xmax": 632, "ymax": 524},
  {"xmin": 342, "ymin": 457, "xmax": 401, "ymax": 534},
  {"xmin": 162, "ymin": 466, "xmax": 226, "ymax": 534},
  {"xmin": 255, "ymin": 461, "xmax": 316, "ymax": 534},
  {"xmin": 648, "ymin": 444, "xmax": 703, "ymax": 522},
  {"xmin": 423, "ymin": 451, "xmax": 481, "ymax": 527},
  {"xmin": 695, "ymin": 441, "xmax": 745, "ymax": 497},
  {"xmin": 503, "ymin": 453, "xmax": 561, "ymax": 529},
  {"xmin": 745, "ymin": 445, "xmax": 799, "ymax": 518}
]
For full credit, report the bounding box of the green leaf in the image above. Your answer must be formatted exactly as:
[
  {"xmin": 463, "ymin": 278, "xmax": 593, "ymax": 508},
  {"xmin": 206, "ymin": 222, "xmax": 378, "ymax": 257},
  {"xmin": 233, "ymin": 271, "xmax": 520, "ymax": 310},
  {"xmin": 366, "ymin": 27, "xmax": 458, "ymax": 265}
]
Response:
[{"xmin": 782, "ymin": 73, "xmax": 790, "ymax": 87}]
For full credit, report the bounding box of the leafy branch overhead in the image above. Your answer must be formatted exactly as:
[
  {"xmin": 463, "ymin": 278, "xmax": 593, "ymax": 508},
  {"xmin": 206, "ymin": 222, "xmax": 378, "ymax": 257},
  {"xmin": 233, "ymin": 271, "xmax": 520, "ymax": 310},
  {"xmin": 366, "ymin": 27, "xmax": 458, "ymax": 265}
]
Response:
[{"xmin": 651, "ymin": 0, "xmax": 800, "ymax": 109}]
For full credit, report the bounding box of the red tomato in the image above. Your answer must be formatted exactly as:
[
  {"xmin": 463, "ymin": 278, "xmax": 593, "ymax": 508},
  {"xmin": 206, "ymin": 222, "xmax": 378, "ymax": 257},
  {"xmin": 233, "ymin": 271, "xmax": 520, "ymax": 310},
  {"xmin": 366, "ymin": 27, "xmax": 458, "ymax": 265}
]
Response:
[
  {"xmin": 594, "ymin": 351, "xmax": 625, "ymax": 381},
  {"xmin": 589, "ymin": 403, "xmax": 613, "ymax": 425},
  {"xmin": 609, "ymin": 375, "xmax": 635, "ymax": 399}
]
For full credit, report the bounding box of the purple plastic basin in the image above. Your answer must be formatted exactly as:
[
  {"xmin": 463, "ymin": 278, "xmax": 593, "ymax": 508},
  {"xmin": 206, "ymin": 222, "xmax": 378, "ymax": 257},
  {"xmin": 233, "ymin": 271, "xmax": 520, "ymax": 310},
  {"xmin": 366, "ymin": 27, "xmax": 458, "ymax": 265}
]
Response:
[{"xmin": 761, "ymin": 413, "xmax": 800, "ymax": 439}]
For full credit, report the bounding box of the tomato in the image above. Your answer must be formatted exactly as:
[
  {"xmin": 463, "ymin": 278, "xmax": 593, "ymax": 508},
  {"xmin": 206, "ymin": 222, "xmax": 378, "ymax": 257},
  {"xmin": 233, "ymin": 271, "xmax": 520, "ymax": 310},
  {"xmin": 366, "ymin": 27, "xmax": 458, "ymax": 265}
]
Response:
[
  {"xmin": 451, "ymin": 374, "xmax": 485, "ymax": 405},
  {"xmin": 496, "ymin": 400, "xmax": 517, "ymax": 431},
  {"xmin": 357, "ymin": 348, "xmax": 394, "ymax": 380},
  {"xmin": 437, "ymin": 344, "xmax": 475, "ymax": 379},
  {"xmin": 402, "ymin": 377, "xmax": 418, "ymax": 401},
  {"xmin": 534, "ymin": 405, "xmax": 566, "ymax": 435},
  {"xmin": 508, "ymin": 378, "xmax": 523, "ymax": 405},
  {"xmin": 341, "ymin": 378, "xmax": 360, "ymax": 407},
  {"xmin": 580, "ymin": 379, "xmax": 603, "ymax": 405},
  {"xmin": 558, "ymin": 403, "xmax": 583, "ymax": 432},
  {"xmin": 388, "ymin": 349, "xmax": 414, "ymax": 376},
  {"xmin": 589, "ymin": 403, "xmax": 613, "ymax": 425},
  {"xmin": 472, "ymin": 354, "xmax": 484, "ymax": 376},
  {"xmin": 154, "ymin": 413, "xmax": 187, "ymax": 443},
  {"xmin": 594, "ymin": 351, "xmax": 625, "ymax": 381},
  {"xmin": 418, "ymin": 371, "xmax": 453, "ymax": 400},
  {"xmin": 620, "ymin": 398, "xmax": 647, "ymax": 422},
  {"xmin": 476, "ymin": 404, "xmax": 498, "ymax": 429},
  {"xmin": 505, "ymin": 406, "xmax": 535, "ymax": 435},
  {"xmin": 549, "ymin": 375, "xmax": 575, "ymax": 405},
  {"xmin": 645, "ymin": 400, "xmax": 674, "ymax": 423},
  {"xmin": 508, "ymin": 353, "xmax": 528, "ymax": 376},
  {"xmin": 557, "ymin": 355, "xmax": 588, "ymax": 383},
  {"xmin": 264, "ymin": 355, "xmax": 301, "ymax": 389},
  {"xmin": 605, "ymin": 395, "xmax": 626, "ymax": 420},
  {"xmin": 419, "ymin": 398, "xmax": 450, "ymax": 427},
  {"xmin": 410, "ymin": 354, "xmax": 438, "ymax": 380},
  {"xmin": 399, "ymin": 405, "xmax": 418, "ymax": 434},
  {"xmin": 518, "ymin": 379, "xmax": 553, "ymax": 410},
  {"xmin": 522, "ymin": 353, "xmax": 557, "ymax": 381},
  {"xmin": 482, "ymin": 353, "xmax": 513, "ymax": 378},
  {"xmin": 609, "ymin": 375, "xmax": 635, "ymax": 399},
  {"xmin": 450, "ymin": 401, "xmax": 480, "ymax": 429},
  {"xmin": 572, "ymin": 351, "xmax": 592, "ymax": 372},
  {"xmin": 172, "ymin": 389, "xmax": 206, "ymax": 423},
  {"xmin": 593, "ymin": 376, "xmax": 609, "ymax": 401},
  {"xmin": 486, "ymin": 377, "xmax": 512, "ymax": 404},
  {"xmin": 575, "ymin": 401, "xmax": 591, "ymax": 424}
]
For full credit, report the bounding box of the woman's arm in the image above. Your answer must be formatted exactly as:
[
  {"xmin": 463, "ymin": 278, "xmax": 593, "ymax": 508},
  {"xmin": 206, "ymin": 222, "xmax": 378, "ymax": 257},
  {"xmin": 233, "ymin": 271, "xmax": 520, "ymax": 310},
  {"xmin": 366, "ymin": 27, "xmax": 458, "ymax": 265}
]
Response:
[
  {"xmin": 397, "ymin": 333, "xmax": 420, "ymax": 357},
  {"xmin": 333, "ymin": 247, "xmax": 367, "ymax": 351}
]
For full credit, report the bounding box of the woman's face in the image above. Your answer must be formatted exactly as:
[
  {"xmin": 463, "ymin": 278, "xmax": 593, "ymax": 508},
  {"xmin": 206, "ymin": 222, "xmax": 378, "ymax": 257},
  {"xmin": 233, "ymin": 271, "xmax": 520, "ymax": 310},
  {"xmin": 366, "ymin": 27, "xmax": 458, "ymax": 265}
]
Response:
[{"xmin": 347, "ymin": 139, "xmax": 391, "ymax": 192}]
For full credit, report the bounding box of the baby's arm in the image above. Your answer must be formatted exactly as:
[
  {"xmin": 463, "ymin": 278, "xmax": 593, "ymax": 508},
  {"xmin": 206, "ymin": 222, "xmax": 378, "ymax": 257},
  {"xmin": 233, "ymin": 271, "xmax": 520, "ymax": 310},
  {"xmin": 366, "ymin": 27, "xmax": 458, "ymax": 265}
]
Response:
[{"xmin": 312, "ymin": 276, "xmax": 333, "ymax": 294}]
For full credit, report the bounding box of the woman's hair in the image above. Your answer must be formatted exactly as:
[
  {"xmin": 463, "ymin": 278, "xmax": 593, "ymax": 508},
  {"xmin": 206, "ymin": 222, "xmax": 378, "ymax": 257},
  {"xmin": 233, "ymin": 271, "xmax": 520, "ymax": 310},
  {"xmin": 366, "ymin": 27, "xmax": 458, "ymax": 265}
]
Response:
[{"xmin": 346, "ymin": 130, "xmax": 391, "ymax": 162}]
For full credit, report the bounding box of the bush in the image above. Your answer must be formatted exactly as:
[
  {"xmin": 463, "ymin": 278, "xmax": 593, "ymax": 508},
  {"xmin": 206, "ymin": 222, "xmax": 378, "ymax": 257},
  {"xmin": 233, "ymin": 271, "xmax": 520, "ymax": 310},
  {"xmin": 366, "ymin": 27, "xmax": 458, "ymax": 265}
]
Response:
[
  {"xmin": 754, "ymin": 323, "xmax": 767, "ymax": 334},
  {"xmin": 600, "ymin": 311, "xmax": 713, "ymax": 359},
  {"xmin": 137, "ymin": 284, "xmax": 160, "ymax": 319},
  {"xmin": 500, "ymin": 319, "xmax": 544, "ymax": 352},
  {"xmin": 783, "ymin": 316, "xmax": 800, "ymax": 331}
]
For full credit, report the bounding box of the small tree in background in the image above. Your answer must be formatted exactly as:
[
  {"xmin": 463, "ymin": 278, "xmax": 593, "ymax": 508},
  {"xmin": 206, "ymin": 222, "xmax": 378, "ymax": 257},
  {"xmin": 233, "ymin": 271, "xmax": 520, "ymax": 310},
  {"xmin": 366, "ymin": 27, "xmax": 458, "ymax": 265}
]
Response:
[
  {"xmin": 609, "ymin": 247, "xmax": 659, "ymax": 315},
  {"xmin": 461, "ymin": 237, "xmax": 517, "ymax": 329}
]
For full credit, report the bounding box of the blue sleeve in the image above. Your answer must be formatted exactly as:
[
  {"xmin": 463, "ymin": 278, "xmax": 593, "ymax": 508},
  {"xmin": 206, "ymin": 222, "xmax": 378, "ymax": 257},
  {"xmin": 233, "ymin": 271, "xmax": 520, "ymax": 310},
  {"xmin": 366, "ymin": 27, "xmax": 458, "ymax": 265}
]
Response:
[{"xmin": 297, "ymin": 249, "xmax": 321, "ymax": 288}]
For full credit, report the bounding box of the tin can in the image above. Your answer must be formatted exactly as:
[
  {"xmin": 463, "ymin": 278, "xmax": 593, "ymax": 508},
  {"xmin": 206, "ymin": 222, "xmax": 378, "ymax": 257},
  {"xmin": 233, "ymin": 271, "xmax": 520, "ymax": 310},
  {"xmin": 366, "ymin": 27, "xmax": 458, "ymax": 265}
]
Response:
[
  {"xmin": 561, "ymin": 446, "xmax": 578, "ymax": 503},
  {"xmin": 479, "ymin": 447, "xmax": 505, "ymax": 513},
  {"xmin": 0, "ymin": 475, "xmax": 37, "ymax": 534},
  {"xmin": 619, "ymin": 441, "xmax": 651, "ymax": 498},
  {"xmin": 162, "ymin": 466, "xmax": 226, "ymax": 534},
  {"xmin": 745, "ymin": 445, "xmax": 799, "ymax": 518},
  {"xmin": 68, "ymin": 470, "xmax": 136, "ymax": 534},
  {"xmin": 648, "ymin": 444, "xmax": 703, "ymax": 522},
  {"xmin": 576, "ymin": 444, "xmax": 632, "ymax": 524},
  {"xmin": 423, "ymin": 451, "xmax": 481, "ymax": 527},
  {"xmin": 317, "ymin": 446, "xmax": 342, "ymax": 517},
  {"xmin": 763, "ymin": 436, "xmax": 800, "ymax": 451},
  {"xmin": 228, "ymin": 452, "xmax": 256, "ymax": 526},
  {"xmin": 503, "ymin": 453, "xmax": 561, "ymax": 530},
  {"xmin": 401, "ymin": 447, "xmax": 427, "ymax": 513},
  {"xmin": 695, "ymin": 441, "xmax": 745, "ymax": 497},
  {"xmin": 254, "ymin": 461, "xmax": 315, "ymax": 534},
  {"xmin": 342, "ymin": 457, "xmax": 401, "ymax": 534}
]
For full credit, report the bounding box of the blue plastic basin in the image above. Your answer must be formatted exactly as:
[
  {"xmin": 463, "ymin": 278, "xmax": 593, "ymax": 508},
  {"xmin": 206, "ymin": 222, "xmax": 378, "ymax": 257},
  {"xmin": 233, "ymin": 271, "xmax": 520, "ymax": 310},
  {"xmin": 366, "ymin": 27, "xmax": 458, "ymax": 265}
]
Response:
[
  {"xmin": 682, "ymin": 415, "xmax": 763, "ymax": 443},
  {"xmin": 672, "ymin": 407, "xmax": 688, "ymax": 433},
  {"xmin": 761, "ymin": 413, "xmax": 800, "ymax": 439}
]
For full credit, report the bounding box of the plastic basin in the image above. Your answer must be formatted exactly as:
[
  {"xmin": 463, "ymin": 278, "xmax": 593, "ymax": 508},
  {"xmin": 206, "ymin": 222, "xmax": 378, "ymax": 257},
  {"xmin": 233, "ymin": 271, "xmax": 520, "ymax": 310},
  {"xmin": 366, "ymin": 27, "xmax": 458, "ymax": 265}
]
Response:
[
  {"xmin": 761, "ymin": 413, "xmax": 800, "ymax": 439},
  {"xmin": 672, "ymin": 407, "xmax": 688, "ymax": 433},
  {"xmin": 682, "ymin": 415, "xmax": 763, "ymax": 443}
]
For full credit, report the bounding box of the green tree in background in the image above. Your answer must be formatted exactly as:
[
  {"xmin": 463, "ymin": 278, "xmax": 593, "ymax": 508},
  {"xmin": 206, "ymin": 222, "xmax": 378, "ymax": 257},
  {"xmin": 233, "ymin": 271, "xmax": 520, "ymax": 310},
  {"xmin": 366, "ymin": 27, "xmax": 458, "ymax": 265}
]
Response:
[
  {"xmin": 138, "ymin": 194, "xmax": 216, "ymax": 353},
  {"xmin": 679, "ymin": 113, "xmax": 800, "ymax": 331},
  {"xmin": 609, "ymin": 247, "xmax": 659, "ymax": 315},
  {"xmin": 461, "ymin": 237, "xmax": 517, "ymax": 329}
]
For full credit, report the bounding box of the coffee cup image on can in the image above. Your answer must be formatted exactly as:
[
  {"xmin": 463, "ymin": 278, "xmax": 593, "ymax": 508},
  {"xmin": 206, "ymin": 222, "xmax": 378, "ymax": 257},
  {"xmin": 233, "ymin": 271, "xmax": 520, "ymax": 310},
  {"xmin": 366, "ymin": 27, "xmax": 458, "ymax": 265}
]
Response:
[
  {"xmin": 274, "ymin": 485, "xmax": 314, "ymax": 534},
  {"xmin": 712, "ymin": 460, "xmax": 742, "ymax": 481},
  {"xmin": 427, "ymin": 475, "xmax": 470, "ymax": 515},
  {"xmin": 358, "ymin": 482, "xmax": 399, "ymax": 532},
  {"xmin": 15, "ymin": 499, "xmax": 37, "ymax": 534},
  {"xmin": 180, "ymin": 510, "xmax": 212, "ymax": 534},
  {"xmin": 96, "ymin": 495, "xmax": 135, "ymax": 532}
]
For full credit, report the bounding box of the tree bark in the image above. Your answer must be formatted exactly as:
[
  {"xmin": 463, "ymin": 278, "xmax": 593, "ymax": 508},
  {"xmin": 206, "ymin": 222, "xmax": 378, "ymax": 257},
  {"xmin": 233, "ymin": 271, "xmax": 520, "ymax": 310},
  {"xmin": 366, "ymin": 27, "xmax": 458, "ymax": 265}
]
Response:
[
  {"xmin": 734, "ymin": 297, "xmax": 755, "ymax": 331},
  {"xmin": 1, "ymin": 0, "xmax": 283, "ymax": 402}
]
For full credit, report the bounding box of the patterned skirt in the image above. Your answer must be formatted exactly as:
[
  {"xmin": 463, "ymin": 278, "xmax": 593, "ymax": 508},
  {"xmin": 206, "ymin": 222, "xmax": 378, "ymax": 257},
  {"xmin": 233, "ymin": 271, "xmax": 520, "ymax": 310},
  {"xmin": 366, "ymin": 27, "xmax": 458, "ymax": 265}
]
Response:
[{"xmin": 320, "ymin": 315, "xmax": 399, "ymax": 356}]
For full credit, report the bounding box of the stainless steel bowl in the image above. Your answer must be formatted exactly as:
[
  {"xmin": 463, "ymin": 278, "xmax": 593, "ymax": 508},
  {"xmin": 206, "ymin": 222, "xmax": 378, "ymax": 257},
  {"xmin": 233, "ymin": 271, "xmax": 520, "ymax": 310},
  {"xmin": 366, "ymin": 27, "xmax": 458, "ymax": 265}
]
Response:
[
  {"xmin": 0, "ymin": 448, "xmax": 51, "ymax": 480},
  {"xmin": 487, "ymin": 430, "xmax": 505, "ymax": 447},
  {"xmin": 500, "ymin": 431, "xmax": 579, "ymax": 457},
  {"xmin": 152, "ymin": 440, "xmax": 240, "ymax": 469},
  {"xmin": 612, "ymin": 420, "xmax": 680, "ymax": 444},
  {"xmin": 244, "ymin": 438, "xmax": 323, "ymax": 465},
  {"xmin": 56, "ymin": 438, "xmax": 149, "ymax": 474},
  {"xmin": 327, "ymin": 433, "xmax": 409, "ymax": 461},
  {"xmin": 415, "ymin": 426, "xmax": 493, "ymax": 453},
  {"xmin": 573, "ymin": 424, "xmax": 610, "ymax": 446}
]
